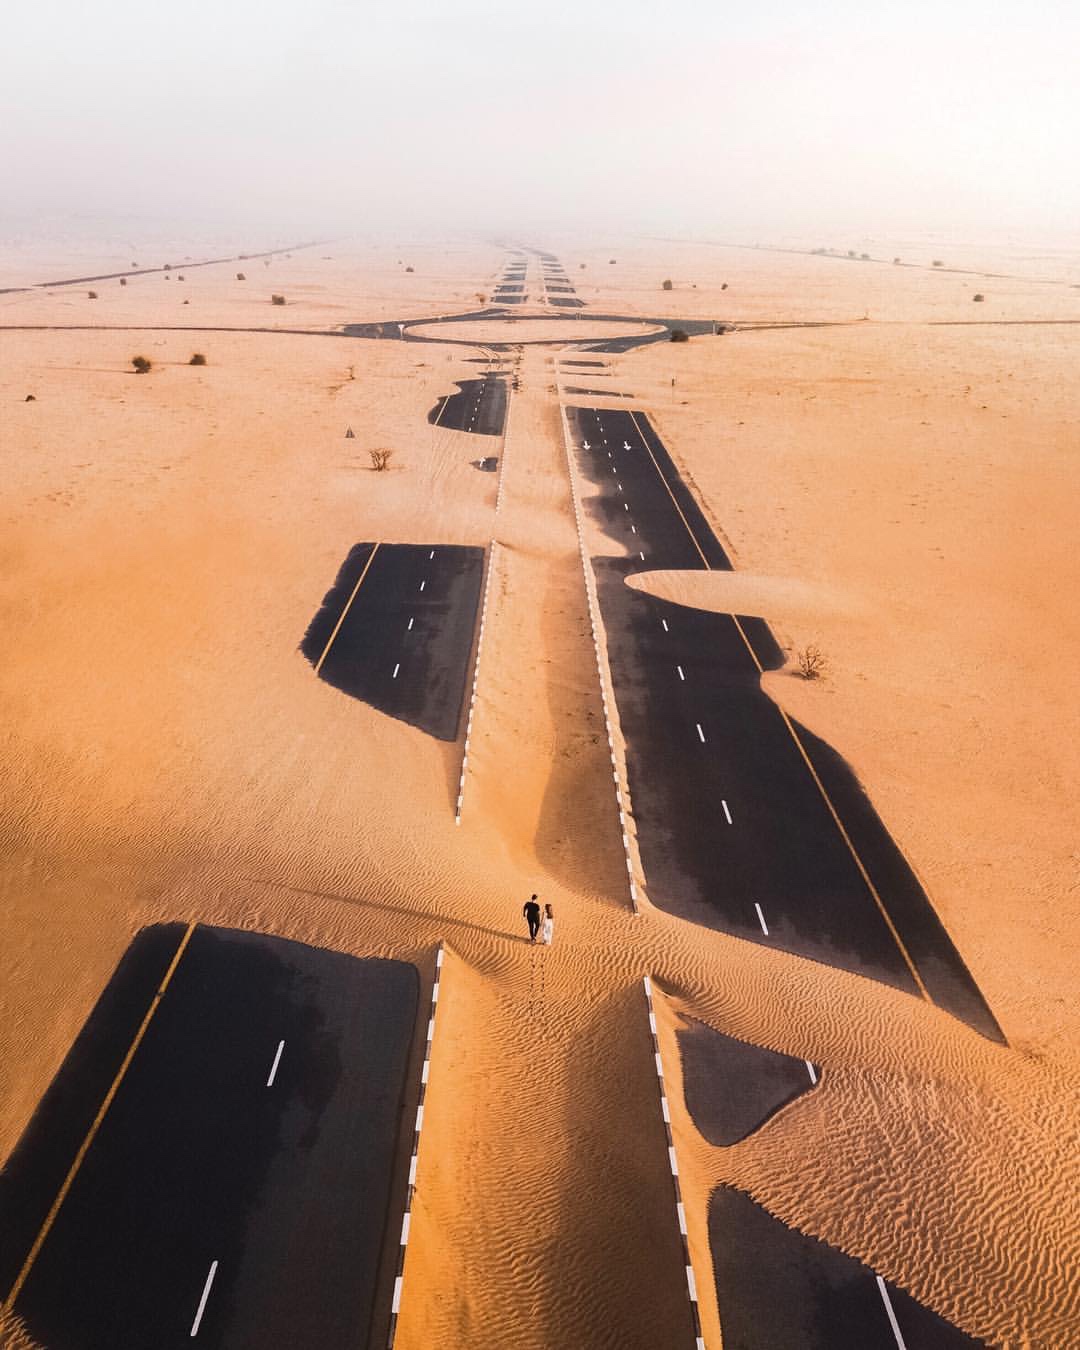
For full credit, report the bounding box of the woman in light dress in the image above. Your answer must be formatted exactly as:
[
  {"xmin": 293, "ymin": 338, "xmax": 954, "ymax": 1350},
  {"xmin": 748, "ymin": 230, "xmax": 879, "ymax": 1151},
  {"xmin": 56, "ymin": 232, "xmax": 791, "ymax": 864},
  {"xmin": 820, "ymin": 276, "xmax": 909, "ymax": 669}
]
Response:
[{"xmin": 540, "ymin": 903, "xmax": 554, "ymax": 946}]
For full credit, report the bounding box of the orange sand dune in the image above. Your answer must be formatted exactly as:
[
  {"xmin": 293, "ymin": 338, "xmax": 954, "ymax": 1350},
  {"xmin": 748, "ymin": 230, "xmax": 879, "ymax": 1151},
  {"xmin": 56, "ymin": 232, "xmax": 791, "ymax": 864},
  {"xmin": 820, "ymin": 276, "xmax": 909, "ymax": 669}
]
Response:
[{"xmin": 2, "ymin": 237, "xmax": 1077, "ymax": 1348}]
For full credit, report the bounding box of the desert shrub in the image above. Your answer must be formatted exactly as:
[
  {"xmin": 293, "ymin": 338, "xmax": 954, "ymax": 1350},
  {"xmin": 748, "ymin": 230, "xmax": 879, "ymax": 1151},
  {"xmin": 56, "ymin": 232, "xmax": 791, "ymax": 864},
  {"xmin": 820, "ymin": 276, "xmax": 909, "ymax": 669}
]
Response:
[
  {"xmin": 405, "ymin": 265, "xmax": 414, "ymax": 273},
  {"xmin": 721, "ymin": 282, "xmax": 728, "ymax": 290},
  {"xmin": 973, "ymin": 293, "xmax": 985, "ymax": 302},
  {"xmin": 661, "ymin": 278, "xmax": 673, "ymax": 291},
  {"xmin": 609, "ymin": 258, "xmax": 616, "ymax": 264},
  {"xmin": 236, "ymin": 272, "xmax": 246, "ymax": 281},
  {"xmin": 847, "ymin": 250, "xmax": 857, "ymax": 258},
  {"xmin": 932, "ymin": 259, "xmax": 944, "ymax": 267},
  {"xmin": 119, "ymin": 277, "xmax": 127, "ymax": 286},
  {"xmin": 369, "ymin": 447, "xmax": 393, "ymax": 471},
  {"xmin": 163, "ymin": 263, "xmax": 171, "ymax": 271},
  {"xmin": 796, "ymin": 644, "xmax": 827, "ymax": 679},
  {"xmin": 669, "ymin": 328, "xmax": 689, "ymax": 343},
  {"xmin": 87, "ymin": 291, "xmax": 98, "ymax": 299},
  {"xmin": 271, "ymin": 294, "xmax": 286, "ymax": 305},
  {"xmin": 579, "ymin": 263, "xmax": 585, "ymax": 269},
  {"xmin": 189, "ymin": 353, "xmax": 207, "ymax": 365},
  {"xmin": 177, "ymin": 274, "xmax": 184, "ymax": 281},
  {"xmin": 860, "ymin": 253, "xmax": 870, "ymax": 260},
  {"xmin": 131, "ymin": 356, "xmax": 152, "ymax": 374},
  {"xmin": 25, "ymin": 393, "xmax": 36, "ymax": 401}
]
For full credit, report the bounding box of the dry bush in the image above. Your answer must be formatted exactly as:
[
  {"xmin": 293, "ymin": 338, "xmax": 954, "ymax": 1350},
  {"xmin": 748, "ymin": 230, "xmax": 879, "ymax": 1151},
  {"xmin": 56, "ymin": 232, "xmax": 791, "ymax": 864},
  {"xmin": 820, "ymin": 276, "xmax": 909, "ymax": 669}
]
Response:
[
  {"xmin": 932, "ymin": 259, "xmax": 944, "ymax": 267},
  {"xmin": 669, "ymin": 328, "xmax": 689, "ymax": 343},
  {"xmin": 131, "ymin": 356, "xmax": 152, "ymax": 374},
  {"xmin": 87, "ymin": 291, "xmax": 98, "ymax": 299},
  {"xmin": 796, "ymin": 644, "xmax": 827, "ymax": 679},
  {"xmin": 189, "ymin": 353, "xmax": 207, "ymax": 366},
  {"xmin": 405, "ymin": 265, "xmax": 415, "ymax": 273},
  {"xmin": 236, "ymin": 272, "xmax": 246, "ymax": 281},
  {"xmin": 661, "ymin": 278, "xmax": 673, "ymax": 290},
  {"xmin": 119, "ymin": 277, "xmax": 127, "ymax": 286},
  {"xmin": 973, "ymin": 293, "xmax": 985, "ymax": 302},
  {"xmin": 271, "ymin": 294, "xmax": 286, "ymax": 305},
  {"xmin": 369, "ymin": 447, "xmax": 393, "ymax": 471}
]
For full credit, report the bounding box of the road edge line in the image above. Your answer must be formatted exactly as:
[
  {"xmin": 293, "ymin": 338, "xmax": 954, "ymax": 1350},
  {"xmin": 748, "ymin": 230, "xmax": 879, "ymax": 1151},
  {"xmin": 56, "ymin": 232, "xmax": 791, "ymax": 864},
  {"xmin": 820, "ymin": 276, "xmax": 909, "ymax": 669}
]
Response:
[
  {"xmin": 455, "ymin": 540, "xmax": 498, "ymax": 824},
  {"xmin": 386, "ymin": 943, "xmax": 444, "ymax": 1349},
  {"xmin": 556, "ymin": 377, "xmax": 641, "ymax": 914},
  {"xmin": 642, "ymin": 976, "xmax": 707, "ymax": 1350},
  {"xmin": 2, "ymin": 921, "xmax": 197, "ymax": 1312}
]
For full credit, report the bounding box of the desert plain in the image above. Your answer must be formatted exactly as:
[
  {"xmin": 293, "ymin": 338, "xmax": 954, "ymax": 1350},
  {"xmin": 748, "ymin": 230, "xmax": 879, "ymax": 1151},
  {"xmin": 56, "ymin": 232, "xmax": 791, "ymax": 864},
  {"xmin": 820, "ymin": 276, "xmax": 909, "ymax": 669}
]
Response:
[{"xmin": 1, "ymin": 230, "xmax": 1078, "ymax": 1348}]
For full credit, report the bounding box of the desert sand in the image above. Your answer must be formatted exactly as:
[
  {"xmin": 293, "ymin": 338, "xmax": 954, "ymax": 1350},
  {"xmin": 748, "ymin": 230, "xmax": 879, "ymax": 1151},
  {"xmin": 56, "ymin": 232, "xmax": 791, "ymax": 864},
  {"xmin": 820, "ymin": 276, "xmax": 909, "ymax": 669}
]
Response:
[{"xmin": 1, "ymin": 233, "xmax": 1077, "ymax": 1348}]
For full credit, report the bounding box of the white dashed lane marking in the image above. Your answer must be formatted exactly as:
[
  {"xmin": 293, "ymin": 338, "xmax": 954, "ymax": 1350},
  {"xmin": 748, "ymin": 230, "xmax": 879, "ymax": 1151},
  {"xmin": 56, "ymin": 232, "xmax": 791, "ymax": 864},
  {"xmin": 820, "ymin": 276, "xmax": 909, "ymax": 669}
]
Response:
[
  {"xmin": 677, "ymin": 666, "xmax": 685, "ymax": 681},
  {"xmin": 392, "ymin": 663, "xmax": 400, "ymax": 679},
  {"xmin": 754, "ymin": 903, "xmax": 770, "ymax": 936},
  {"xmin": 696, "ymin": 723, "xmax": 706, "ymax": 743},
  {"xmin": 721, "ymin": 800, "xmax": 733, "ymax": 825},
  {"xmin": 190, "ymin": 1260, "xmax": 219, "ymax": 1338},
  {"xmin": 265, "ymin": 1040, "xmax": 285, "ymax": 1088},
  {"xmin": 876, "ymin": 1276, "xmax": 909, "ymax": 1350},
  {"xmin": 806, "ymin": 1061, "xmax": 818, "ymax": 1085}
]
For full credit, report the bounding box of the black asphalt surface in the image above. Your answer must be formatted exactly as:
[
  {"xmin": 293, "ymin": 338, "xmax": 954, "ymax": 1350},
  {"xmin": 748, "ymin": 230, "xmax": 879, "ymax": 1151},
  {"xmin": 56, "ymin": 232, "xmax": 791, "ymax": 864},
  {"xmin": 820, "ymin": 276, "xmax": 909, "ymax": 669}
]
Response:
[
  {"xmin": 301, "ymin": 542, "xmax": 484, "ymax": 741},
  {"xmin": 2, "ymin": 924, "xmax": 418, "ymax": 1350},
  {"xmin": 677, "ymin": 1021, "xmax": 817, "ymax": 1146},
  {"xmin": 548, "ymin": 296, "xmax": 586, "ymax": 308},
  {"xmin": 710, "ymin": 1188, "xmax": 987, "ymax": 1349},
  {"xmin": 428, "ymin": 375, "xmax": 507, "ymax": 435},
  {"xmin": 569, "ymin": 406, "xmax": 1002, "ymax": 1040}
]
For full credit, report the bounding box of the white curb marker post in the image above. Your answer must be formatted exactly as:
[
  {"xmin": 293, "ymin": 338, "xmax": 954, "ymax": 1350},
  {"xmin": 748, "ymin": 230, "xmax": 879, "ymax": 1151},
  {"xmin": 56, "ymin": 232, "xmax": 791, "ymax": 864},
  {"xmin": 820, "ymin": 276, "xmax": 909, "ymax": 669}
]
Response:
[
  {"xmin": 386, "ymin": 945, "xmax": 444, "ymax": 1348},
  {"xmin": 556, "ymin": 370, "xmax": 640, "ymax": 914},
  {"xmin": 643, "ymin": 976, "xmax": 707, "ymax": 1349}
]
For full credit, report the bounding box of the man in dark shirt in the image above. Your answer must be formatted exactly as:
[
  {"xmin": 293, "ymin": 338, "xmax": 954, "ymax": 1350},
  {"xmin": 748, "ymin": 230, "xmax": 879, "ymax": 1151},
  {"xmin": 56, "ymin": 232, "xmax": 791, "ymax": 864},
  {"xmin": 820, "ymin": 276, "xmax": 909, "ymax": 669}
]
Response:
[{"xmin": 523, "ymin": 894, "xmax": 541, "ymax": 943}]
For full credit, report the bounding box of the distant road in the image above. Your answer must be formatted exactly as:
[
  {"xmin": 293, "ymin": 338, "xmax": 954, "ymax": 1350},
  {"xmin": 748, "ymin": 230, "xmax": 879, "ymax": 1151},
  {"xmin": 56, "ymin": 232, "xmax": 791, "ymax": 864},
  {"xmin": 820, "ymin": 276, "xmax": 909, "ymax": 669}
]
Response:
[
  {"xmin": 1, "ymin": 924, "xmax": 418, "ymax": 1349},
  {"xmin": 0, "ymin": 241, "xmax": 327, "ymax": 294},
  {"xmin": 568, "ymin": 406, "xmax": 1002, "ymax": 1041}
]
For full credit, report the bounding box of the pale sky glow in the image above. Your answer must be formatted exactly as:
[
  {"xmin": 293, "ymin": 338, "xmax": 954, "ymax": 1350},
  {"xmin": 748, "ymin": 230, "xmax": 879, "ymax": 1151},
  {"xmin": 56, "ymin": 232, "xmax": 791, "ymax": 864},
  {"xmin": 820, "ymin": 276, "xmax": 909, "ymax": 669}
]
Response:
[{"xmin": 3, "ymin": 0, "xmax": 1079, "ymax": 238}]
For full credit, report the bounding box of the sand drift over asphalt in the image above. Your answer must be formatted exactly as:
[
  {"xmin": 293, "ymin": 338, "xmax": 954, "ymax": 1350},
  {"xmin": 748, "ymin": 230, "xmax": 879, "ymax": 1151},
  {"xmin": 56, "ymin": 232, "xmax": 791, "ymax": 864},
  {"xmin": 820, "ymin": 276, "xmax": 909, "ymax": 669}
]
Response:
[{"xmin": 406, "ymin": 317, "xmax": 665, "ymax": 344}]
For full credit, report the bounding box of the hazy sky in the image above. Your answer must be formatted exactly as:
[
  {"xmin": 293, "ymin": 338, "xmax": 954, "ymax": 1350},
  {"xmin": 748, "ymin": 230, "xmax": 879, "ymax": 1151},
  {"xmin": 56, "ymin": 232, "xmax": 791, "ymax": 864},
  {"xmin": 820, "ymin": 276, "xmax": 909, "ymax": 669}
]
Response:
[{"xmin": 4, "ymin": 0, "xmax": 1079, "ymax": 239}]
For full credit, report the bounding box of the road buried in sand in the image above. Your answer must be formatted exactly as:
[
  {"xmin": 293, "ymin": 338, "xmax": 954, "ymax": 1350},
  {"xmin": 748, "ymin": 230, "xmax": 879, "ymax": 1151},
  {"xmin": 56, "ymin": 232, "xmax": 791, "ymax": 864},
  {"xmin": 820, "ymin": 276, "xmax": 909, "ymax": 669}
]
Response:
[{"xmin": 0, "ymin": 925, "xmax": 418, "ymax": 1350}]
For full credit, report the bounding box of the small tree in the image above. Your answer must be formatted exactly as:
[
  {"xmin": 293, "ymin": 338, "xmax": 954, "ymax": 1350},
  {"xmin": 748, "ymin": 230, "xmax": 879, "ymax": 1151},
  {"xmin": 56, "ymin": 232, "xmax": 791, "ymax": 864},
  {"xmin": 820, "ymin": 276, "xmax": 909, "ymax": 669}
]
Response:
[
  {"xmin": 609, "ymin": 258, "xmax": 616, "ymax": 264},
  {"xmin": 236, "ymin": 272, "xmax": 246, "ymax": 281},
  {"xmin": 271, "ymin": 294, "xmax": 286, "ymax": 305},
  {"xmin": 932, "ymin": 259, "xmax": 944, "ymax": 267},
  {"xmin": 669, "ymin": 328, "xmax": 689, "ymax": 343},
  {"xmin": 973, "ymin": 293, "xmax": 985, "ymax": 302},
  {"xmin": 796, "ymin": 644, "xmax": 827, "ymax": 679},
  {"xmin": 189, "ymin": 353, "xmax": 207, "ymax": 365},
  {"xmin": 369, "ymin": 447, "xmax": 393, "ymax": 471},
  {"xmin": 119, "ymin": 277, "xmax": 127, "ymax": 286},
  {"xmin": 132, "ymin": 356, "xmax": 152, "ymax": 374},
  {"xmin": 87, "ymin": 291, "xmax": 98, "ymax": 299},
  {"xmin": 721, "ymin": 282, "xmax": 728, "ymax": 290},
  {"xmin": 661, "ymin": 278, "xmax": 673, "ymax": 291},
  {"xmin": 405, "ymin": 265, "xmax": 415, "ymax": 273}
]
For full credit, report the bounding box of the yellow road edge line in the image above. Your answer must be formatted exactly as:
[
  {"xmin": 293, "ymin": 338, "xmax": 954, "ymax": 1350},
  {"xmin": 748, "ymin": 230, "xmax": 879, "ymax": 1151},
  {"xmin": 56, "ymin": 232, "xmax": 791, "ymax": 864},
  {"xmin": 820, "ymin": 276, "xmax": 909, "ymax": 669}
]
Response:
[
  {"xmin": 313, "ymin": 542, "xmax": 381, "ymax": 676},
  {"xmin": 628, "ymin": 410, "xmax": 931, "ymax": 1002},
  {"xmin": 3, "ymin": 921, "xmax": 198, "ymax": 1312}
]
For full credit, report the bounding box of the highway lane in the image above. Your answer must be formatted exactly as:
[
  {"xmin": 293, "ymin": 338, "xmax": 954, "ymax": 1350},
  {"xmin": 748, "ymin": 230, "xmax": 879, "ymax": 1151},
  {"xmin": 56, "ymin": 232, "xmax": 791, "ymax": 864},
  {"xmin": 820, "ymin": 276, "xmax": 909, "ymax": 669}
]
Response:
[
  {"xmin": 301, "ymin": 542, "xmax": 485, "ymax": 741},
  {"xmin": 428, "ymin": 375, "xmax": 507, "ymax": 435},
  {"xmin": 2, "ymin": 925, "xmax": 419, "ymax": 1350},
  {"xmin": 710, "ymin": 1188, "xmax": 986, "ymax": 1349},
  {"xmin": 568, "ymin": 406, "xmax": 1002, "ymax": 1040}
]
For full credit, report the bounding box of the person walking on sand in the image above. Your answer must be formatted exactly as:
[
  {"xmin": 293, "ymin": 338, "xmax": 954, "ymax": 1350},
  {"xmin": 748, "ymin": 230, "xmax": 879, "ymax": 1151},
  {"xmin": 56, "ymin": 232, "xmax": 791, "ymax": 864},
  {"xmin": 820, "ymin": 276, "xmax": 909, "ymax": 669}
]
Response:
[
  {"xmin": 540, "ymin": 903, "xmax": 554, "ymax": 947},
  {"xmin": 523, "ymin": 894, "xmax": 541, "ymax": 943}
]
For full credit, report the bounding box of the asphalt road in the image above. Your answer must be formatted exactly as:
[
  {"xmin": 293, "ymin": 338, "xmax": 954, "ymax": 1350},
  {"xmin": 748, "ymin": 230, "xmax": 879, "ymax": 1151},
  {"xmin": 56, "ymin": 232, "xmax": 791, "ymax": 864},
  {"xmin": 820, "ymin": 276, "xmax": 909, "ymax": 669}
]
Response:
[
  {"xmin": 301, "ymin": 542, "xmax": 485, "ymax": 741},
  {"xmin": 710, "ymin": 1187, "xmax": 987, "ymax": 1349},
  {"xmin": 568, "ymin": 406, "xmax": 1002, "ymax": 1041},
  {"xmin": 677, "ymin": 1021, "xmax": 818, "ymax": 1146},
  {"xmin": 1, "ymin": 924, "xmax": 419, "ymax": 1350},
  {"xmin": 428, "ymin": 375, "xmax": 508, "ymax": 435}
]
